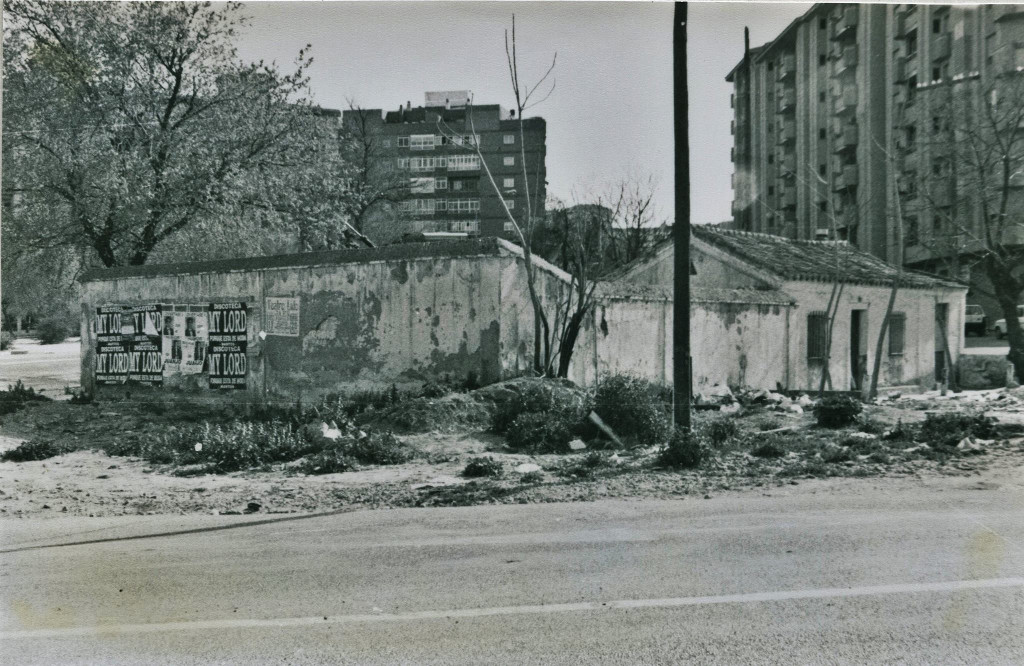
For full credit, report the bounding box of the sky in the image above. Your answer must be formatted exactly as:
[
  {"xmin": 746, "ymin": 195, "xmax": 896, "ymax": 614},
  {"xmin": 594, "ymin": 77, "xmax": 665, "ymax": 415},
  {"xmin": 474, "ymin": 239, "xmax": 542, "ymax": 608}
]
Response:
[{"xmin": 237, "ymin": 1, "xmax": 811, "ymax": 225}]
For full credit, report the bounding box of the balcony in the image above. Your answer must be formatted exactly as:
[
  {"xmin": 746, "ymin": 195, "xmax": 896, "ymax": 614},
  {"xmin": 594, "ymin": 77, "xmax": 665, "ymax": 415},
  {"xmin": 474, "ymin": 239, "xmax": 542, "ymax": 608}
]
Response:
[
  {"xmin": 781, "ymin": 188, "xmax": 797, "ymax": 208},
  {"xmin": 834, "ymin": 123, "xmax": 858, "ymax": 152},
  {"xmin": 896, "ymin": 8, "xmax": 918, "ymax": 38},
  {"xmin": 835, "ymin": 85, "xmax": 858, "ymax": 114},
  {"xmin": 780, "ymin": 154, "xmax": 797, "ymax": 176},
  {"xmin": 833, "ymin": 164, "xmax": 859, "ymax": 190},
  {"xmin": 834, "ymin": 6, "xmax": 858, "ymax": 39},
  {"xmin": 777, "ymin": 53, "xmax": 797, "ymax": 81},
  {"xmin": 833, "ymin": 45, "xmax": 858, "ymax": 75},
  {"xmin": 932, "ymin": 34, "xmax": 951, "ymax": 61},
  {"xmin": 993, "ymin": 4, "xmax": 1024, "ymax": 22},
  {"xmin": 894, "ymin": 56, "xmax": 908, "ymax": 82},
  {"xmin": 777, "ymin": 120, "xmax": 796, "ymax": 145},
  {"xmin": 777, "ymin": 88, "xmax": 796, "ymax": 113}
]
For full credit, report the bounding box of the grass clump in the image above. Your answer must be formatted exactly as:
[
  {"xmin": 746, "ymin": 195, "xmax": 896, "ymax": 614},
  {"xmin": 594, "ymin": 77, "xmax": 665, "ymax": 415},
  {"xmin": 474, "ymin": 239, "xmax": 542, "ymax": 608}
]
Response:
[
  {"xmin": 297, "ymin": 449, "xmax": 357, "ymax": 475},
  {"xmin": 557, "ymin": 451, "xmax": 613, "ymax": 480},
  {"xmin": 659, "ymin": 427, "xmax": 707, "ymax": 469},
  {"xmin": 0, "ymin": 380, "xmax": 51, "ymax": 416},
  {"xmin": 694, "ymin": 416, "xmax": 740, "ymax": 448},
  {"xmin": 463, "ymin": 456, "xmax": 504, "ymax": 478},
  {"xmin": 813, "ymin": 395, "xmax": 862, "ymax": 428},
  {"xmin": 750, "ymin": 440, "xmax": 786, "ymax": 458},
  {"xmin": 505, "ymin": 411, "xmax": 576, "ymax": 453},
  {"xmin": 919, "ymin": 411, "xmax": 996, "ymax": 449},
  {"xmin": 592, "ymin": 375, "xmax": 672, "ymax": 446},
  {"xmin": 1, "ymin": 439, "xmax": 67, "ymax": 462},
  {"xmin": 519, "ymin": 470, "xmax": 545, "ymax": 484}
]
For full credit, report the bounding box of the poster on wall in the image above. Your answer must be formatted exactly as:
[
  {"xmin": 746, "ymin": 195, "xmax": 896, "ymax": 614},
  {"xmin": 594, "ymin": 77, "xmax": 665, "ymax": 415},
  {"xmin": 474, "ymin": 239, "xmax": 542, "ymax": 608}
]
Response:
[
  {"xmin": 208, "ymin": 302, "xmax": 248, "ymax": 389},
  {"xmin": 95, "ymin": 305, "xmax": 130, "ymax": 384},
  {"xmin": 124, "ymin": 304, "xmax": 164, "ymax": 384},
  {"xmin": 265, "ymin": 297, "xmax": 300, "ymax": 337},
  {"xmin": 161, "ymin": 309, "xmax": 209, "ymax": 376}
]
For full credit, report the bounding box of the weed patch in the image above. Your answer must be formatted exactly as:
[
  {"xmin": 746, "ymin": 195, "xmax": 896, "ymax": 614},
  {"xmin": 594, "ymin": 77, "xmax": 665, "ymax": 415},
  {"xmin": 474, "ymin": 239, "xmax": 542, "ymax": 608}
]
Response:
[
  {"xmin": 0, "ymin": 380, "xmax": 51, "ymax": 416},
  {"xmin": 1, "ymin": 439, "xmax": 67, "ymax": 462},
  {"xmin": 814, "ymin": 395, "xmax": 862, "ymax": 428},
  {"xmin": 659, "ymin": 427, "xmax": 706, "ymax": 469},
  {"xmin": 919, "ymin": 411, "xmax": 996, "ymax": 449},
  {"xmin": 592, "ymin": 375, "xmax": 671, "ymax": 446},
  {"xmin": 463, "ymin": 456, "xmax": 504, "ymax": 478}
]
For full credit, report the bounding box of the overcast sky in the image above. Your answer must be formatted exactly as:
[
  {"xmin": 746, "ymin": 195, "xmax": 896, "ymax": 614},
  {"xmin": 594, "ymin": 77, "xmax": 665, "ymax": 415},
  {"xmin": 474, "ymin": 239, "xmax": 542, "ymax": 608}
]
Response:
[{"xmin": 237, "ymin": 1, "xmax": 811, "ymax": 225}]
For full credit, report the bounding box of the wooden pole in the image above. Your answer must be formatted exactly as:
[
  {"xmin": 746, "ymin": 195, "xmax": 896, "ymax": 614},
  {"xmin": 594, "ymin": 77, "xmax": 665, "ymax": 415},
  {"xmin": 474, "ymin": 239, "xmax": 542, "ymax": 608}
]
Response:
[{"xmin": 673, "ymin": 2, "xmax": 691, "ymax": 429}]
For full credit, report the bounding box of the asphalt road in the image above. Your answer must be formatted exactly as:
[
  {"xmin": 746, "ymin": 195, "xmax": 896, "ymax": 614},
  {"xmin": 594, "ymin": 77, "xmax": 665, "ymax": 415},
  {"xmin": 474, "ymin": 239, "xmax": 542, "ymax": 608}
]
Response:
[
  {"xmin": 2, "ymin": 481, "xmax": 1023, "ymax": 665},
  {"xmin": 0, "ymin": 338, "xmax": 80, "ymax": 395}
]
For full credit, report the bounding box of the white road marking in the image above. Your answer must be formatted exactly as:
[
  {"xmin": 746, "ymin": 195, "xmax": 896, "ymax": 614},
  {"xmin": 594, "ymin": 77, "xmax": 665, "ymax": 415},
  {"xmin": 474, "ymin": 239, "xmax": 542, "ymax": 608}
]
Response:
[{"xmin": 4, "ymin": 577, "xmax": 1023, "ymax": 640}]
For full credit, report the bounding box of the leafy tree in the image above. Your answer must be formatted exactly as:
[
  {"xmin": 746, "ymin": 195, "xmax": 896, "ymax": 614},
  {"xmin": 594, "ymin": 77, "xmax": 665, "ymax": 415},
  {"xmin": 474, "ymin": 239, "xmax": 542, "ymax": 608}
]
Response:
[{"xmin": 2, "ymin": 1, "xmax": 337, "ymax": 268}]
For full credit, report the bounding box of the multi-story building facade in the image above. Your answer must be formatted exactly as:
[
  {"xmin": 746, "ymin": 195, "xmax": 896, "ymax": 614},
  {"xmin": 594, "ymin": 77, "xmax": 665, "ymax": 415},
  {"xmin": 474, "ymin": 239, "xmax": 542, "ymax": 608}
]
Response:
[
  {"xmin": 344, "ymin": 91, "xmax": 546, "ymax": 241},
  {"xmin": 727, "ymin": 4, "xmax": 1024, "ymax": 314}
]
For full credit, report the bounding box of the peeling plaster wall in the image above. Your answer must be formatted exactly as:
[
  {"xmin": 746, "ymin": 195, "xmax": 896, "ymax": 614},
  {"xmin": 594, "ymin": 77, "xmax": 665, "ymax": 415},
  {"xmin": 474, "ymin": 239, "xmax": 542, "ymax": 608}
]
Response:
[
  {"xmin": 786, "ymin": 281, "xmax": 967, "ymax": 391},
  {"xmin": 80, "ymin": 248, "xmax": 566, "ymax": 401},
  {"xmin": 570, "ymin": 296, "xmax": 792, "ymax": 392}
]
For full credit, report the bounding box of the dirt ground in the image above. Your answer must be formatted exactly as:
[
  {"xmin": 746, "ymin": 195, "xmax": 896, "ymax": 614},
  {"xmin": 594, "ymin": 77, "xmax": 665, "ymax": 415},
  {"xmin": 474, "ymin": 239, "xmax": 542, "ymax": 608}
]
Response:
[{"xmin": 2, "ymin": 387, "xmax": 1023, "ymax": 519}]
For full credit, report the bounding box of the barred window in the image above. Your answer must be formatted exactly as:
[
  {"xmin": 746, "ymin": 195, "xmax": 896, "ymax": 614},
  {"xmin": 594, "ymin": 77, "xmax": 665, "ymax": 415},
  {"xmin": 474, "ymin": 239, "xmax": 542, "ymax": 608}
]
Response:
[
  {"xmin": 807, "ymin": 311, "xmax": 829, "ymax": 360},
  {"xmin": 888, "ymin": 313, "xmax": 906, "ymax": 355}
]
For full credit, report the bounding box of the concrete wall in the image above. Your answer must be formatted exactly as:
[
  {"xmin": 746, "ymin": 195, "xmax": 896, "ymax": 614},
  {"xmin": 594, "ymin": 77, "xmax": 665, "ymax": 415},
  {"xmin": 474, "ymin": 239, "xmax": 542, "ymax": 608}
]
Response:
[
  {"xmin": 79, "ymin": 242, "xmax": 571, "ymax": 401},
  {"xmin": 569, "ymin": 294, "xmax": 793, "ymax": 393}
]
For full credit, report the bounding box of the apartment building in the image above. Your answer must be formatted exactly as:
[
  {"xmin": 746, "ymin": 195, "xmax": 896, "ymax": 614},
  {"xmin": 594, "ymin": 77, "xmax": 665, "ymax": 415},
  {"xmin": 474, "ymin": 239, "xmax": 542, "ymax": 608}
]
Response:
[
  {"xmin": 343, "ymin": 91, "xmax": 546, "ymax": 240},
  {"xmin": 727, "ymin": 4, "xmax": 1024, "ymax": 299}
]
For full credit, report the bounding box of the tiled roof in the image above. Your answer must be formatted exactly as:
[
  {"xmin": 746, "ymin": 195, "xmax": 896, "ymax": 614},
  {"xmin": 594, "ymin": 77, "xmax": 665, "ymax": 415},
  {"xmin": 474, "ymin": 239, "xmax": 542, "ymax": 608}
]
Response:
[
  {"xmin": 595, "ymin": 282, "xmax": 793, "ymax": 306},
  {"xmin": 692, "ymin": 226, "xmax": 965, "ymax": 290}
]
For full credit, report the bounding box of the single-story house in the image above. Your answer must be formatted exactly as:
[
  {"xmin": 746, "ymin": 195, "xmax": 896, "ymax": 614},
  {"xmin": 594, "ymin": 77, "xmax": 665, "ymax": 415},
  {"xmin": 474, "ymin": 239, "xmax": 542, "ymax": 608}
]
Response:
[
  {"xmin": 78, "ymin": 238, "xmax": 570, "ymax": 400},
  {"xmin": 586, "ymin": 225, "xmax": 968, "ymax": 393}
]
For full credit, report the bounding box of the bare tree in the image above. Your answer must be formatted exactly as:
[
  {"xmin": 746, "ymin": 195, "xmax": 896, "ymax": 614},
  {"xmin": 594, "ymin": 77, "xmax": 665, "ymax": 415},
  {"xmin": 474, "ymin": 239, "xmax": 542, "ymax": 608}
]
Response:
[
  {"xmin": 437, "ymin": 15, "xmax": 558, "ymax": 375},
  {"xmin": 914, "ymin": 70, "xmax": 1024, "ymax": 380},
  {"xmin": 339, "ymin": 102, "xmax": 409, "ymax": 238}
]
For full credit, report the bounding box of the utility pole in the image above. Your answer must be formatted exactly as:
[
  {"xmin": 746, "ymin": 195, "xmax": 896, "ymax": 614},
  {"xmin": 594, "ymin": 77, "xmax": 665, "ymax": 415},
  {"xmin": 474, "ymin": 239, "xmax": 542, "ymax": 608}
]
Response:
[{"xmin": 673, "ymin": 2, "xmax": 691, "ymax": 428}]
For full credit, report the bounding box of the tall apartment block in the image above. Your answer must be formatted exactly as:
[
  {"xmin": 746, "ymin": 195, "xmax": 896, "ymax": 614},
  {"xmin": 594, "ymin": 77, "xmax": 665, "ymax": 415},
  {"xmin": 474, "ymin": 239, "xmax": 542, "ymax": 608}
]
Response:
[
  {"xmin": 727, "ymin": 4, "xmax": 1024, "ymax": 292},
  {"xmin": 343, "ymin": 91, "xmax": 546, "ymax": 241}
]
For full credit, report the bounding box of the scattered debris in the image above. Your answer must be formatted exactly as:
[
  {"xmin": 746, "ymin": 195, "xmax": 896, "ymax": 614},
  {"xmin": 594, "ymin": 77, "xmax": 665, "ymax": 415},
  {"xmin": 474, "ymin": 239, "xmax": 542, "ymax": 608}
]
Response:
[
  {"xmin": 568, "ymin": 439, "xmax": 587, "ymax": 451},
  {"xmin": 514, "ymin": 463, "xmax": 542, "ymax": 474}
]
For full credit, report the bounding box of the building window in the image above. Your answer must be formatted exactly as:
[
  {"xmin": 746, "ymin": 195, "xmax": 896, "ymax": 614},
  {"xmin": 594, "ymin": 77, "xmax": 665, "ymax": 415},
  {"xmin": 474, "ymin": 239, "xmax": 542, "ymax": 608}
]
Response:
[
  {"xmin": 819, "ymin": 53, "xmax": 827, "ymax": 66},
  {"xmin": 819, "ymin": 163, "xmax": 827, "ymax": 177},
  {"xmin": 410, "ymin": 134, "xmax": 436, "ymax": 150},
  {"xmin": 906, "ymin": 30, "xmax": 917, "ymax": 57},
  {"xmin": 434, "ymin": 177, "xmax": 448, "ymax": 190},
  {"xmin": 819, "ymin": 91, "xmax": 826, "ymax": 103},
  {"xmin": 397, "ymin": 158, "xmax": 410, "ymax": 170},
  {"xmin": 932, "ymin": 17, "xmax": 941, "ymax": 34},
  {"xmin": 503, "ymin": 134, "xmax": 515, "ymax": 145},
  {"xmin": 767, "ymin": 154, "xmax": 774, "ymax": 164},
  {"xmin": 381, "ymin": 138, "xmax": 391, "ymax": 148},
  {"xmin": 447, "ymin": 155, "xmax": 480, "ymax": 171},
  {"xmin": 819, "ymin": 17, "xmax": 827, "ymax": 30},
  {"xmin": 503, "ymin": 177, "xmax": 515, "ymax": 189},
  {"xmin": 504, "ymin": 156, "xmax": 515, "ymax": 166},
  {"xmin": 397, "ymin": 137, "xmax": 410, "ymax": 148},
  {"xmin": 768, "ymin": 185, "xmax": 775, "ymax": 196},
  {"xmin": 448, "ymin": 198, "xmax": 480, "ymax": 213},
  {"xmin": 819, "ymin": 127, "xmax": 827, "ymax": 139},
  {"xmin": 504, "ymin": 199, "xmax": 515, "ymax": 210},
  {"xmin": 888, "ymin": 313, "xmax": 906, "ymax": 355},
  {"xmin": 504, "ymin": 221, "xmax": 516, "ymax": 232},
  {"xmin": 807, "ymin": 312, "xmax": 829, "ymax": 360}
]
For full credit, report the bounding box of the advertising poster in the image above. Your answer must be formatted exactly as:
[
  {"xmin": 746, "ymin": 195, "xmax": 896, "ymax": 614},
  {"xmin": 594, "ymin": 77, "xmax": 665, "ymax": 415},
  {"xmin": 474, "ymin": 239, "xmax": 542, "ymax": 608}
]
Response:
[
  {"xmin": 95, "ymin": 305, "xmax": 130, "ymax": 384},
  {"xmin": 124, "ymin": 304, "xmax": 164, "ymax": 384},
  {"xmin": 161, "ymin": 310, "xmax": 209, "ymax": 376},
  {"xmin": 208, "ymin": 302, "xmax": 248, "ymax": 389},
  {"xmin": 265, "ymin": 297, "xmax": 300, "ymax": 337}
]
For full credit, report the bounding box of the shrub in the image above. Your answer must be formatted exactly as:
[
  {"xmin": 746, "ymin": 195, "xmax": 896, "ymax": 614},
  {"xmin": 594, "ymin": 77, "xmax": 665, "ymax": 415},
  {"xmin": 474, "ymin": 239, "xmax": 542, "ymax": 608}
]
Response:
[
  {"xmin": 1, "ymin": 439, "xmax": 67, "ymax": 462},
  {"xmin": 822, "ymin": 446, "xmax": 854, "ymax": 463},
  {"xmin": 344, "ymin": 431, "xmax": 417, "ymax": 465},
  {"xmin": 750, "ymin": 441, "xmax": 786, "ymax": 458},
  {"xmin": 856, "ymin": 416, "xmax": 887, "ymax": 435},
  {"xmin": 883, "ymin": 419, "xmax": 916, "ymax": 443},
  {"xmin": 298, "ymin": 449, "xmax": 357, "ymax": 475},
  {"xmin": 696, "ymin": 416, "xmax": 740, "ymax": 448},
  {"xmin": 0, "ymin": 331, "xmax": 13, "ymax": 350},
  {"xmin": 505, "ymin": 411, "xmax": 576, "ymax": 453},
  {"xmin": 813, "ymin": 395, "xmax": 862, "ymax": 428},
  {"xmin": 36, "ymin": 318, "xmax": 73, "ymax": 345},
  {"xmin": 492, "ymin": 382, "xmax": 583, "ymax": 434},
  {"xmin": 463, "ymin": 456, "xmax": 504, "ymax": 478},
  {"xmin": 344, "ymin": 385, "xmax": 404, "ymax": 417},
  {"xmin": 592, "ymin": 375, "xmax": 672, "ymax": 446},
  {"xmin": 919, "ymin": 411, "xmax": 997, "ymax": 449},
  {"xmin": 519, "ymin": 470, "xmax": 544, "ymax": 484},
  {"xmin": 659, "ymin": 427, "xmax": 706, "ymax": 469},
  {"xmin": 0, "ymin": 380, "xmax": 51, "ymax": 416},
  {"xmin": 557, "ymin": 451, "xmax": 612, "ymax": 479}
]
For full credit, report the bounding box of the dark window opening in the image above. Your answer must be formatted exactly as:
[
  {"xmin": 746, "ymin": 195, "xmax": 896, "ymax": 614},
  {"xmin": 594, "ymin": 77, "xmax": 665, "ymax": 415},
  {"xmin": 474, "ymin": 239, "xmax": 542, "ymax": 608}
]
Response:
[
  {"xmin": 889, "ymin": 313, "xmax": 906, "ymax": 355},
  {"xmin": 808, "ymin": 312, "xmax": 829, "ymax": 360}
]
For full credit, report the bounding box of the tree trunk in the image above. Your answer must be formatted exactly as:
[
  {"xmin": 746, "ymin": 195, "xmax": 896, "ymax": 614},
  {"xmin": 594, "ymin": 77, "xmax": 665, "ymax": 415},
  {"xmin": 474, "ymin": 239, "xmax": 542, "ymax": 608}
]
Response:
[
  {"xmin": 987, "ymin": 256, "xmax": 1024, "ymax": 381},
  {"xmin": 555, "ymin": 308, "xmax": 588, "ymax": 378}
]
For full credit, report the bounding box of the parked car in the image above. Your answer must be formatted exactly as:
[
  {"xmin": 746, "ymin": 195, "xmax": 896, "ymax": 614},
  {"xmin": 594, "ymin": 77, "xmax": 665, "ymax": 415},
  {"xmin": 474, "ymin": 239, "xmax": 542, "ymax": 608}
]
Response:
[
  {"xmin": 993, "ymin": 305, "xmax": 1024, "ymax": 339},
  {"xmin": 964, "ymin": 304, "xmax": 987, "ymax": 336}
]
